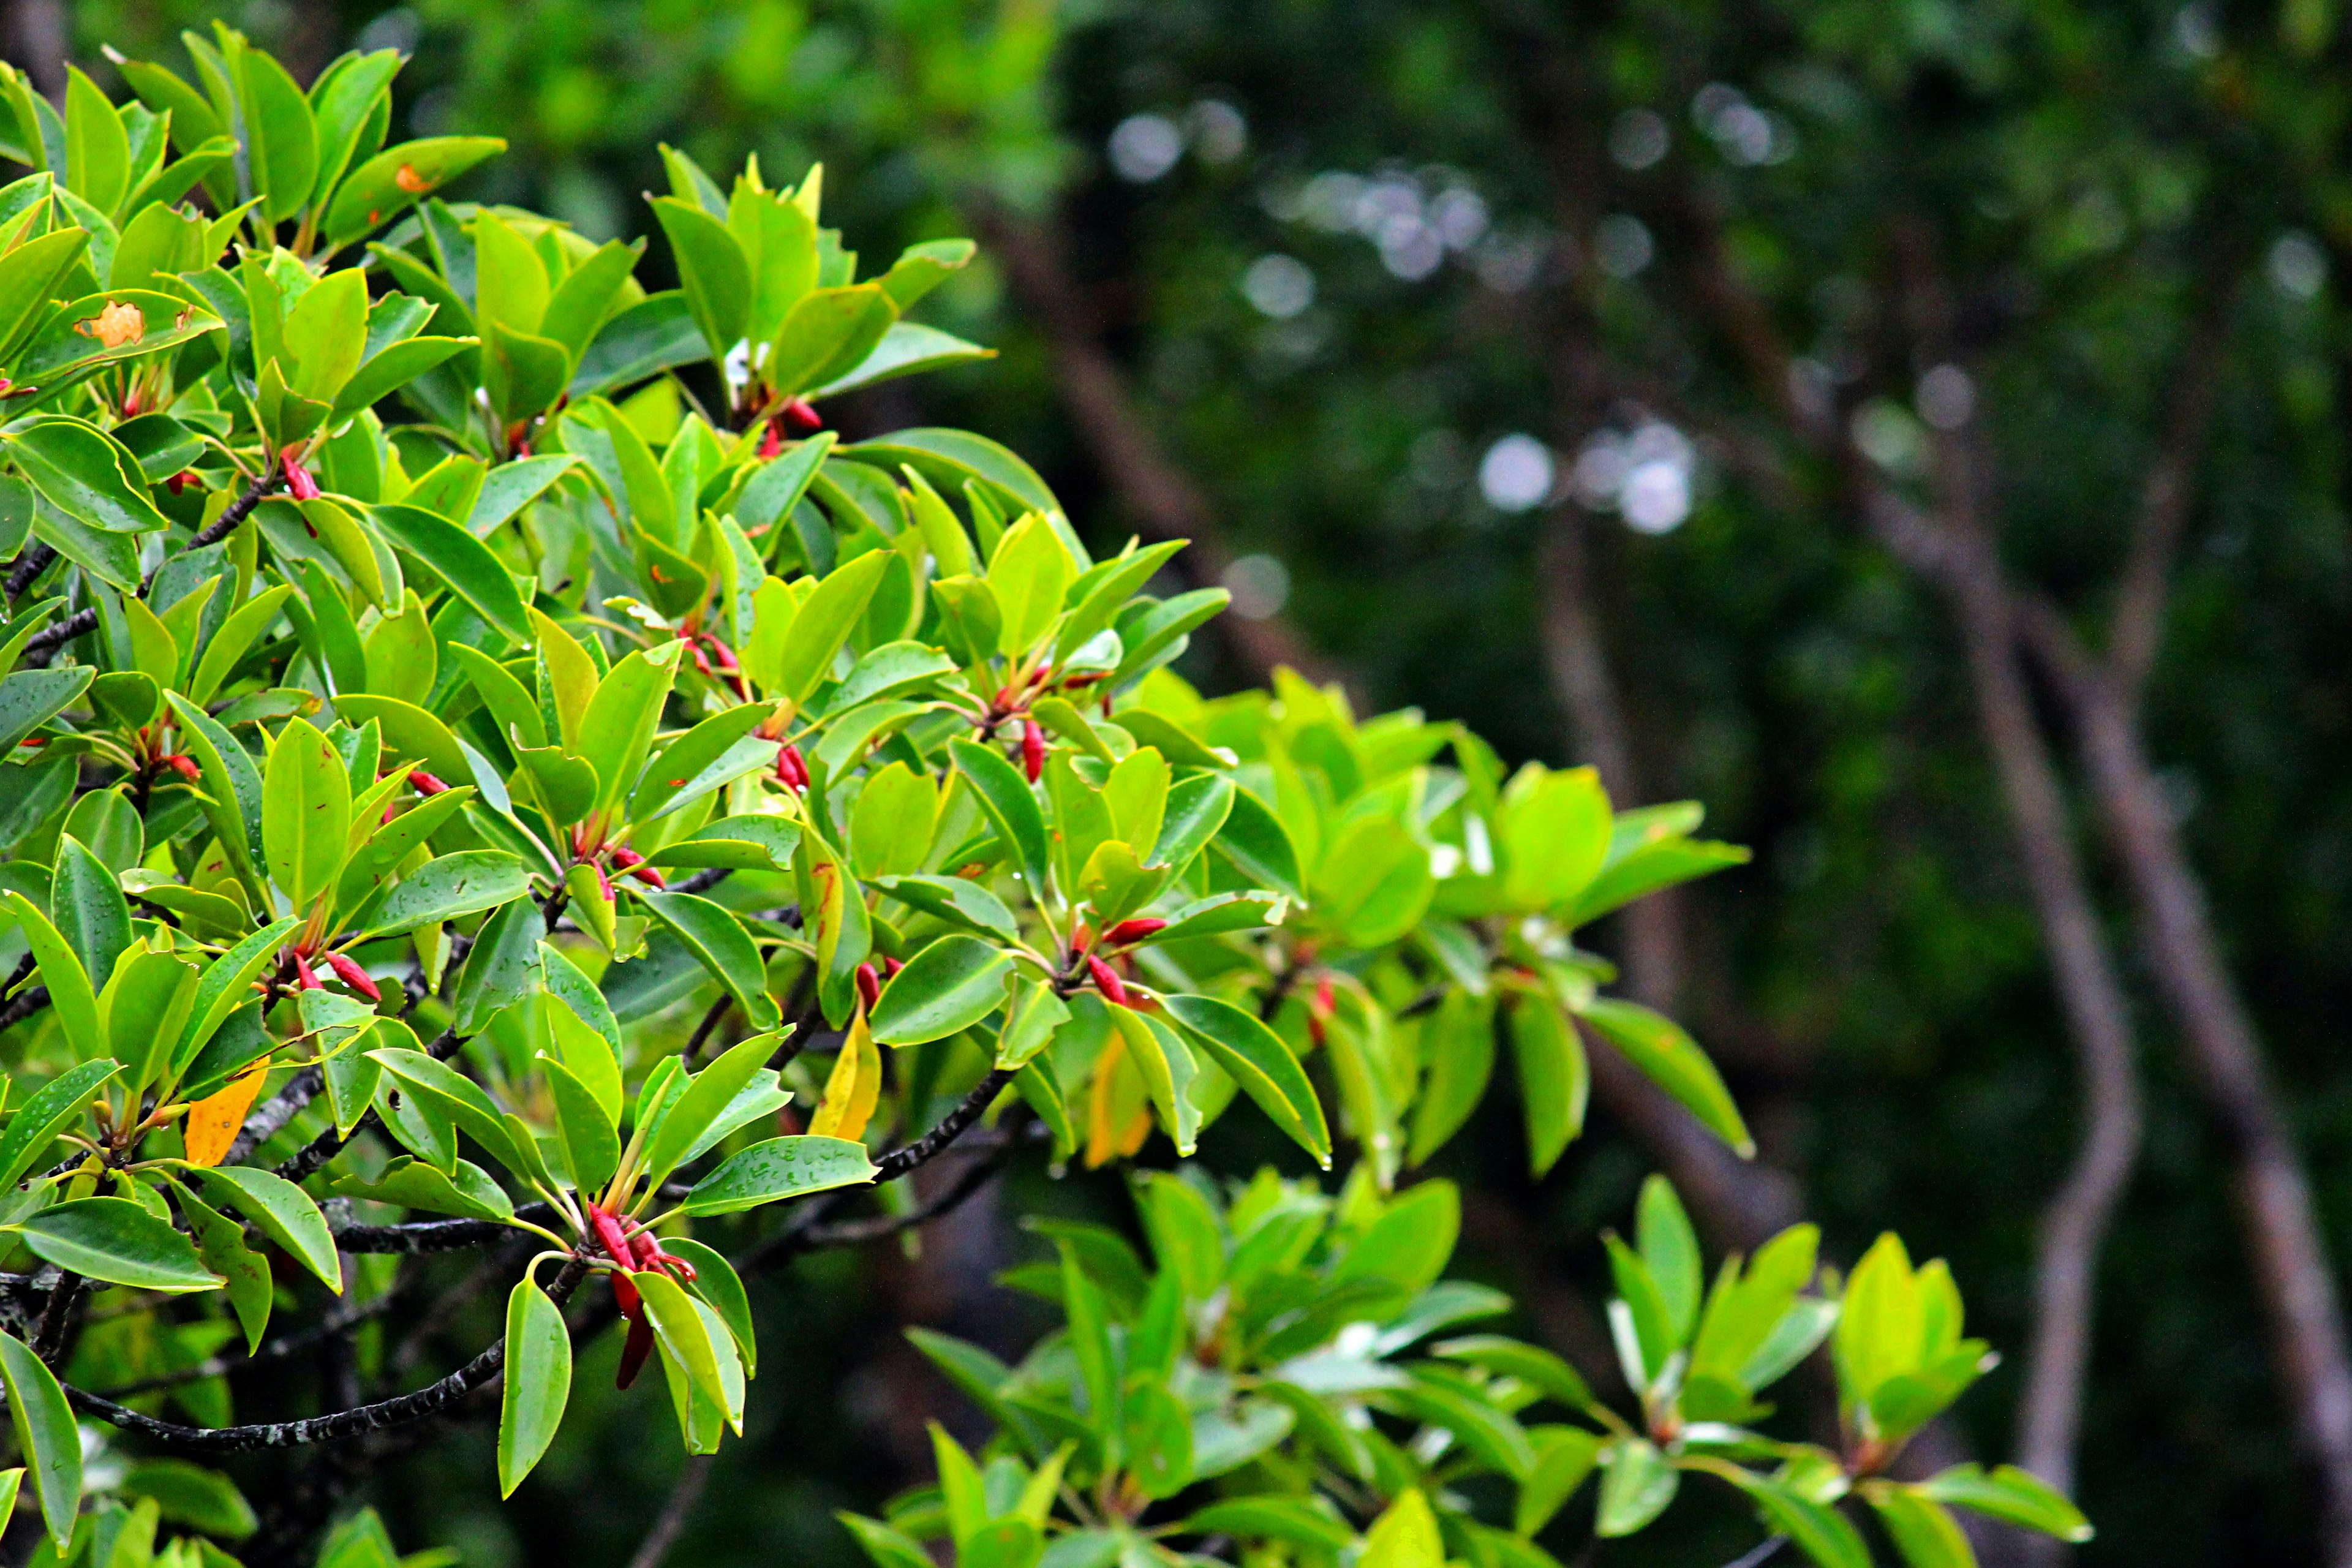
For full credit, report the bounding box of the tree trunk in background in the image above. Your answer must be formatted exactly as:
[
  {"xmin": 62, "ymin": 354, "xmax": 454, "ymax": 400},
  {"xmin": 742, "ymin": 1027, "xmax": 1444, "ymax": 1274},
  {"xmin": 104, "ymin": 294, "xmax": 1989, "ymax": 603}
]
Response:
[
  {"xmin": 970, "ymin": 205, "xmax": 1351, "ymax": 696},
  {"xmin": 2023, "ymin": 612, "xmax": 2352, "ymax": 1566},
  {"xmin": 3, "ymin": 0, "xmax": 66, "ymax": 101},
  {"xmin": 1536, "ymin": 505, "xmax": 1806, "ymax": 1250}
]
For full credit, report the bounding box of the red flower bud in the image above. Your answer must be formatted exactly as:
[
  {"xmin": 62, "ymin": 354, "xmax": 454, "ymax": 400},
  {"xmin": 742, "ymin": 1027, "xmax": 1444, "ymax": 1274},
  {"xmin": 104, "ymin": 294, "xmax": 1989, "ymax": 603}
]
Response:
[
  {"xmin": 781, "ymin": 396, "xmax": 823, "ymax": 432},
  {"xmin": 689, "ymin": 643, "xmax": 714, "ymax": 680},
  {"xmin": 1021, "ymin": 719, "xmax": 1045, "ymax": 783},
  {"xmin": 326, "ymin": 952, "xmax": 381, "ymax": 1001},
  {"xmin": 617, "ymin": 1312, "xmax": 655, "ymax": 1390},
  {"xmin": 606, "ymin": 1267, "xmax": 642, "ymax": 1321},
  {"xmin": 884, "ymin": 956, "xmax": 904, "ymax": 978},
  {"xmin": 1104, "ymin": 917, "xmax": 1167, "ymax": 946},
  {"xmin": 855, "ymin": 962, "xmax": 881, "ymax": 1012},
  {"xmin": 167, "ymin": 470, "xmax": 194, "ymax": 495},
  {"xmin": 408, "ymin": 770, "xmax": 448, "ymax": 796},
  {"xmin": 759, "ymin": 419, "xmax": 783, "ymax": 459},
  {"xmin": 1087, "ymin": 954, "xmax": 1130, "ymax": 1008},
  {"xmin": 280, "ymin": 446, "xmax": 320, "ymax": 502},
  {"xmin": 162, "ymin": 753, "xmax": 201, "ymax": 782},
  {"xmin": 294, "ymin": 952, "xmax": 322, "ymax": 991},
  {"xmin": 774, "ymin": 742, "xmax": 809, "ymax": 791}
]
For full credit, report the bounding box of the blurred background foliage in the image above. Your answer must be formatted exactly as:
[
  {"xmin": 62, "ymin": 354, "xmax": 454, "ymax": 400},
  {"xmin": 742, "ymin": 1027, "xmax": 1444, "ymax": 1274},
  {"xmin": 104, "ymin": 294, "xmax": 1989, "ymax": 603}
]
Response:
[{"xmin": 19, "ymin": 0, "xmax": 2352, "ymax": 1562}]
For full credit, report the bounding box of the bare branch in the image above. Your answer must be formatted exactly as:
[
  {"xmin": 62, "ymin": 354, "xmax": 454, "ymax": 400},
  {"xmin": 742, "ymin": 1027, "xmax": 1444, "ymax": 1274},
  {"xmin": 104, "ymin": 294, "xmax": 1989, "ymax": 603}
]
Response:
[{"xmin": 625, "ymin": 1455, "xmax": 714, "ymax": 1568}]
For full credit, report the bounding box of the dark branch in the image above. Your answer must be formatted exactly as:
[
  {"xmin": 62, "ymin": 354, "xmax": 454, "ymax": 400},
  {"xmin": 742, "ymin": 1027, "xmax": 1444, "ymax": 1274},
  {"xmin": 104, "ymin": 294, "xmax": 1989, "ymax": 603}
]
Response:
[
  {"xmin": 62, "ymin": 1259, "xmax": 586, "ymax": 1451},
  {"xmin": 870, "ymin": 1069, "xmax": 1014, "ymax": 1183}
]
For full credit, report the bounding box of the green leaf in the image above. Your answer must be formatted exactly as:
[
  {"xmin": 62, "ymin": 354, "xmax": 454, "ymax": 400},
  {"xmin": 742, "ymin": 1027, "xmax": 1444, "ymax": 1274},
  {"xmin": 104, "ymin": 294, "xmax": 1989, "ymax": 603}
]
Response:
[
  {"xmin": 775, "ymin": 551, "xmax": 891, "ymax": 705},
  {"xmin": 119, "ymin": 1459, "xmax": 258, "ymax": 1540},
  {"xmin": 652, "ymin": 195, "xmax": 752, "ymax": 358},
  {"xmin": 0, "ymin": 1329, "xmax": 80, "ymax": 1546},
  {"xmin": 0, "ymin": 668, "xmax": 94, "ymax": 753},
  {"xmin": 1408, "ymin": 989, "xmax": 1494, "ymax": 1167},
  {"xmin": 1163, "ymin": 992, "xmax": 1331, "ymax": 1166},
  {"xmin": 1360, "ymin": 1490, "xmax": 1442, "ymax": 1568},
  {"xmin": 451, "ymin": 899, "xmax": 545, "ymax": 1036},
  {"xmin": 196, "ymin": 1166, "xmax": 342, "ymax": 1294},
  {"xmin": 1864, "ymin": 1486, "xmax": 1979, "ymax": 1568},
  {"xmin": 331, "ymin": 1156, "xmax": 513, "ymax": 1222},
  {"xmin": 1433, "ymin": 1336, "xmax": 1594, "ymax": 1412},
  {"xmin": 681, "ymin": 1135, "xmax": 876, "ymax": 1216},
  {"xmin": 1499, "ymin": 766, "xmax": 1612, "ymax": 912},
  {"xmin": 1594, "ymin": 1438, "xmax": 1677, "ymax": 1537},
  {"xmin": 869, "ymin": 875, "xmax": 1019, "ymax": 941},
  {"xmin": 50, "ymin": 835, "xmax": 129, "ymax": 1008},
  {"xmin": 173, "ymin": 1178, "xmax": 273, "ymax": 1353},
  {"xmin": 367, "ymin": 1049, "xmax": 536, "ymax": 1180},
  {"xmin": 988, "ymin": 514, "xmax": 1075, "ymax": 658},
  {"xmin": 0, "ymin": 1059, "xmax": 118, "ymax": 1189},
  {"xmin": 813, "ymin": 321, "xmax": 993, "ymax": 398},
  {"xmin": 1508, "ymin": 994, "xmax": 1588, "ymax": 1177},
  {"xmin": 322, "ymin": 137, "xmax": 507, "ymax": 248},
  {"xmin": 497, "ymin": 1277, "xmax": 573, "ymax": 1498},
  {"xmin": 262, "ymin": 717, "xmax": 350, "ymax": 909},
  {"xmin": 1636, "ymin": 1175, "xmax": 1702, "ymax": 1346},
  {"xmin": 17, "ymin": 1196, "xmax": 221, "ymax": 1292},
  {"xmin": 543, "ymin": 1055, "xmax": 620, "ymax": 1195},
  {"xmin": 1917, "ymin": 1465, "xmax": 2092, "ymax": 1542},
  {"xmin": 949, "ymin": 737, "xmax": 1049, "ymax": 888},
  {"xmin": 360, "ymin": 851, "xmax": 530, "ymax": 938},
  {"xmin": 1577, "ymin": 997, "xmax": 1751, "ymax": 1157},
  {"xmin": 868, "ymin": 935, "xmax": 1014, "ymax": 1047},
  {"xmin": 2, "ymin": 890, "xmax": 100, "ymax": 1059},
  {"xmin": 7, "ymin": 417, "xmax": 170, "ymax": 533},
  {"xmin": 1182, "ymin": 1498, "xmax": 1352, "ymax": 1552},
  {"xmin": 662, "ymin": 1237, "xmax": 754, "ymax": 1373},
  {"xmin": 641, "ymin": 1031, "xmax": 781, "ymax": 1184},
  {"xmin": 766, "ymin": 283, "xmax": 895, "ymax": 396},
  {"xmin": 62, "ymin": 67, "xmax": 127, "ymax": 215},
  {"xmin": 639, "ymin": 890, "xmax": 780, "ymax": 1032},
  {"xmin": 239, "ymin": 48, "xmax": 318, "ymax": 224},
  {"xmin": 285, "ymin": 268, "xmax": 369, "ymax": 403},
  {"xmin": 1723, "ymin": 1473, "xmax": 1872, "ymax": 1568},
  {"xmin": 372, "ymin": 503, "xmax": 532, "ymax": 644},
  {"xmin": 1212, "ymin": 786, "xmax": 1302, "ymax": 900},
  {"xmin": 578, "ymin": 641, "xmax": 683, "ymax": 818}
]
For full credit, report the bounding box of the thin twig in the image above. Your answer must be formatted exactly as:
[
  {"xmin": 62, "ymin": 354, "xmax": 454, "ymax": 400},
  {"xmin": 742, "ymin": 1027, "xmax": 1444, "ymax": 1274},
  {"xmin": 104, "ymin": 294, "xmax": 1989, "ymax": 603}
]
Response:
[{"xmin": 625, "ymin": 1454, "xmax": 714, "ymax": 1568}]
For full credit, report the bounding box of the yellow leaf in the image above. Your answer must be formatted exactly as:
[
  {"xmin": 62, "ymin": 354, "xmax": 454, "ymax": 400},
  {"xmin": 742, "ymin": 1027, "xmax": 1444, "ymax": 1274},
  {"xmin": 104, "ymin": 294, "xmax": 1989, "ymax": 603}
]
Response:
[
  {"xmin": 1083, "ymin": 1033, "xmax": 1151, "ymax": 1169},
  {"xmin": 184, "ymin": 1061, "xmax": 271, "ymax": 1167},
  {"xmin": 809, "ymin": 1011, "xmax": 880, "ymax": 1140}
]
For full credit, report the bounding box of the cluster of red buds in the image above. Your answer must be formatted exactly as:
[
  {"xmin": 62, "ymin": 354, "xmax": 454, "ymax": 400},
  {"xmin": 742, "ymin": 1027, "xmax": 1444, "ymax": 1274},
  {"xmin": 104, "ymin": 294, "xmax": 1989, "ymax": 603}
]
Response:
[
  {"xmin": 684, "ymin": 630, "xmax": 748, "ymax": 698},
  {"xmin": 285, "ymin": 944, "xmax": 381, "ymax": 1002},
  {"xmin": 608, "ymin": 846, "xmax": 666, "ymax": 891},
  {"xmin": 851, "ymin": 957, "xmax": 905, "ymax": 1012},
  {"xmin": 773, "ymin": 741, "xmax": 809, "ymax": 791},
  {"xmin": 281, "ymin": 445, "xmax": 320, "ymax": 502},
  {"xmin": 755, "ymin": 398, "xmax": 824, "ymax": 459},
  {"xmin": 585, "ymin": 1202, "xmax": 699, "ymax": 1389}
]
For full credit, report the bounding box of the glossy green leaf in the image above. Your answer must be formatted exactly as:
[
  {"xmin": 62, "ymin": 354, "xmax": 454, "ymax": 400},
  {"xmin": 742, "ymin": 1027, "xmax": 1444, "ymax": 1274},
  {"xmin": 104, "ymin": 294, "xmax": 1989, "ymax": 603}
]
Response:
[
  {"xmin": 681, "ymin": 1135, "xmax": 876, "ymax": 1216},
  {"xmin": 497, "ymin": 1277, "xmax": 573, "ymax": 1498},
  {"xmin": 197, "ymin": 1165, "xmax": 342, "ymax": 1294},
  {"xmin": 0, "ymin": 1329, "xmax": 80, "ymax": 1546},
  {"xmin": 17, "ymin": 1196, "xmax": 222, "ymax": 1292},
  {"xmin": 868, "ymin": 935, "xmax": 1014, "ymax": 1046}
]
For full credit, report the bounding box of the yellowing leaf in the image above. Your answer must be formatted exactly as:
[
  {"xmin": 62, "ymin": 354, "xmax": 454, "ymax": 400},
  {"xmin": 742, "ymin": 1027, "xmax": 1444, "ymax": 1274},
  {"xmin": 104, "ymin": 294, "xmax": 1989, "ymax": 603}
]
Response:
[
  {"xmin": 809, "ymin": 1012, "xmax": 880, "ymax": 1140},
  {"xmin": 183, "ymin": 1061, "xmax": 270, "ymax": 1168}
]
